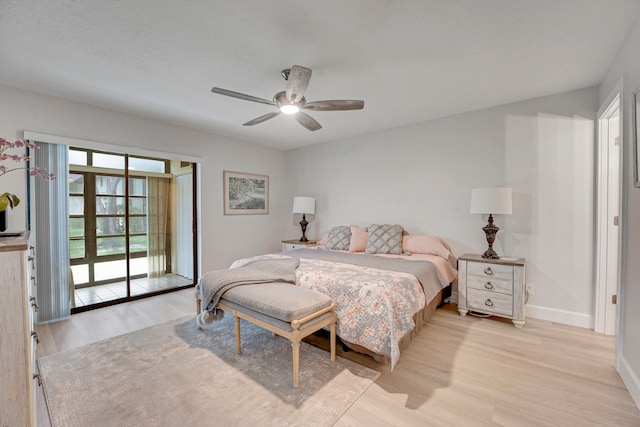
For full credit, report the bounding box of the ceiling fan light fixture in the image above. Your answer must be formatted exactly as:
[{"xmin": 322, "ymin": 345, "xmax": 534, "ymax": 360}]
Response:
[
  {"xmin": 280, "ymin": 104, "xmax": 300, "ymax": 115},
  {"xmin": 211, "ymin": 65, "xmax": 364, "ymax": 131}
]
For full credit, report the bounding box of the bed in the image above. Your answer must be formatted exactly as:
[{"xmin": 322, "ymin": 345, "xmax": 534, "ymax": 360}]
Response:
[{"xmin": 227, "ymin": 225, "xmax": 458, "ymax": 369}]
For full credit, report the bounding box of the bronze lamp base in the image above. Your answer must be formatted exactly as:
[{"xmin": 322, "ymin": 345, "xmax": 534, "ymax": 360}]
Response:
[
  {"xmin": 481, "ymin": 214, "xmax": 500, "ymax": 259},
  {"xmin": 299, "ymin": 213, "xmax": 309, "ymax": 242}
]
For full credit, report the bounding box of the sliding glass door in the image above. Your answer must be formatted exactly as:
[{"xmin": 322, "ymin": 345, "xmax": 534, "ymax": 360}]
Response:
[{"xmin": 68, "ymin": 148, "xmax": 196, "ymax": 311}]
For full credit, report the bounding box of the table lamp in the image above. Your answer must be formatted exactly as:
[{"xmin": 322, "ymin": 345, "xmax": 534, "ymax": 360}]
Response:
[
  {"xmin": 470, "ymin": 187, "xmax": 512, "ymax": 259},
  {"xmin": 292, "ymin": 196, "xmax": 315, "ymax": 242}
]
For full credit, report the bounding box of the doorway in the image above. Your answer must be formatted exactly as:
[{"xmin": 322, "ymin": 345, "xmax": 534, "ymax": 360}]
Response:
[
  {"xmin": 68, "ymin": 148, "xmax": 197, "ymax": 311},
  {"xmin": 595, "ymin": 90, "xmax": 622, "ymax": 336}
]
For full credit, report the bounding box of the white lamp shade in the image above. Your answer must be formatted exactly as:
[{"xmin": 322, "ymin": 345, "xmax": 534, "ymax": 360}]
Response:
[
  {"xmin": 292, "ymin": 196, "xmax": 316, "ymax": 214},
  {"xmin": 470, "ymin": 188, "xmax": 512, "ymax": 215}
]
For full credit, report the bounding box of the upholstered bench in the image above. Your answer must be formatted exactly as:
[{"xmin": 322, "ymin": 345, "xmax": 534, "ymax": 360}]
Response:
[{"xmin": 196, "ymin": 283, "xmax": 337, "ymax": 388}]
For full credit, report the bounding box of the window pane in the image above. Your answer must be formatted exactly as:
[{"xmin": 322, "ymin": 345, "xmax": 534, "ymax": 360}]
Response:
[
  {"xmin": 70, "ymin": 264, "xmax": 88, "ymax": 284},
  {"xmin": 129, "ymin": 235, "xmax": 147, "ymax": 253},
  {"xmin": 129, "ymin": 178, "xmax": 147, "ymax": 196},
  {"xmin": 129, "ymin": 257, "xmax": 148, "ymax": 275},
  {"xmin": 69, "ymin": 150, "xmax": 87, "ymax": 166},
  {"xmin": 69, "ymin": 218, "xmax": 84, "ymax": 237},
  {"xmin": 93, "ymin": 152, "xmax": 124, "ymax": 169},
  {"xmin": 68, "ymin": 173, "xmax": 84, "ymax": 193},
  {"xmin": 129, "ymin": 157, "xmax": 165, "ymax": 173},
  {"xmin": 129, "ymin": 216, "xmax": 147, "ymax": 234},
  {"xmin": 69, "ymin": 196, "xmax": 84, "ymax": 215},
  {"xmin": 94, "ymin": 260, "xmax": 127, "ymax": 282},
  {"xmin": 96, "ymin": 217, "xmax": 124, "ymax": 236},
  {"xmin": 70, "ymin": 239, "xmax": 85, "ymax": 259},
  {"xmin": 96, "ymin": 196, "xmax": 125, "ymax": 215},
  {"xmin": 96, "ymin": 175, "xmax": 125, "ymax": 195},
  {"xmin": 129, "ymin": 197, "xmax": 146, "ymax": 214},
  {"xmin": 97, "ymin": 237, "xmax": 126, "ymax": 256}
]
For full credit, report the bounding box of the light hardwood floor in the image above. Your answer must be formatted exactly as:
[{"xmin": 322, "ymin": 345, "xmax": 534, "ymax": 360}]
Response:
[{"xmin": 35, "ymin": 289, "xmax": 640, "ymax": 426}]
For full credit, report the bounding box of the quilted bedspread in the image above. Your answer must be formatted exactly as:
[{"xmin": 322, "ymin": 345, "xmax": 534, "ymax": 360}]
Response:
[{"xmin": 230, "ymin": 249, "xmax": 451, "ymax": 369}]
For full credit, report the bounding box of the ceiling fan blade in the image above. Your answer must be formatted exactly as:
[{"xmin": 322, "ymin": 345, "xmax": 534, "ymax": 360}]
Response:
[
  {"xmin": 243, "ymin": 111, "xmax": 281, "ymax": 126},
  {"xmin": 211, "ymin": 87, "xmax": 276, "ymax": 106},
  {"xmin": 303, "ymin": 100, "xmax": 365, "ymax": 111},
  {"xmin": 294, "ymin": 112, "xmax": 322, "ymax": 131},
  {"xmin": 285, "ymin": 65, "xmax": 312, "ymax": 103}
]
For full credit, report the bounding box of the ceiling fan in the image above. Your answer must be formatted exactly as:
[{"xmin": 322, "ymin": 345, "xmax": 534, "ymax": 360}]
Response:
[{"xmin": 211, "ymin": 65, "xmax": 364, "ymax": 131}]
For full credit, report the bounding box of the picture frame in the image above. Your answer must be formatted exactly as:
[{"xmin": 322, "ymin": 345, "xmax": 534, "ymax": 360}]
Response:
[
  {"xmin": 223, "ymin": 171, "xmax": 269, "ymax": 215},
  {"xmin": 634, "ymin": 87, "xmax": 640, "ymax": 188}
]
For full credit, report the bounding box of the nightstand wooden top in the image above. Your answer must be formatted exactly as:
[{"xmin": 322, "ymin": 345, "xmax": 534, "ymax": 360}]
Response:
[
  {"xmin": 459, "ymin": 253, "xmax": 525, "ymax": 266},
  {"xmin": 281, "ymin": 239, "xmax": 317, "ymax": 245}
]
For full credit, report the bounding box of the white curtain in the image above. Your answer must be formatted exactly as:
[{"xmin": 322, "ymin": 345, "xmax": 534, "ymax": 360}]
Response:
[
  {"xmin": 147, "ymin": 176, "xmax": 169, "ymax": 278},
  {"xmin": 33, "ymin": 142, "xmax": 70, "ymax": 322},
  {"xmin": 175, "ymin": 173, "xmax": 193, "ymax": 280}
]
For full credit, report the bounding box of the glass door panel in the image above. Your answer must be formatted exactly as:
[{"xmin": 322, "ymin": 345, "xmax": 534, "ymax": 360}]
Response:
[{"xmin": 69, "ymin": 148, "xmax": 196, "ymax": 310}]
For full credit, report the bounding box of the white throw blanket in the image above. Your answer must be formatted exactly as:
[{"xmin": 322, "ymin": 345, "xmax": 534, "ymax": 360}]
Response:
[{"xmin": 197, "ymin": 258, "xmax": 300, "ymax": 328}]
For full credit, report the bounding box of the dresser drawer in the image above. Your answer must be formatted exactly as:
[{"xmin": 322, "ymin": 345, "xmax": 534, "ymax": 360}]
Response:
[
  {"xmin": 467, "ymin": 275, "xmax": 513, "ymax": 295},
  {"xmin": 467, "ymin": 261, "xmax": 513, "ymax": 281},
  {"xmin": 286, "ymin": 243, "xmax": 312, "ymax": 250},
  {"xmin": 467, "ymin": 289, "xmax": 513, "ymax": 316},
  {"xmin": 282, "ymin": 240, "xmax": 317, "ymax": 251}
]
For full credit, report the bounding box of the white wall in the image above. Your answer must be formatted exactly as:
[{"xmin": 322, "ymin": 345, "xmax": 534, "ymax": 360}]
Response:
[
  {"xmin": 599, "ymin": 14, "xmax": 640, "ymax": 409},
  {"xmin": 285, "ymin": 87, "xmax": 598, "ymax": 328},
  {"xmin": 0, "ymin": 84, "xmax": 286, "ymax": 275}
]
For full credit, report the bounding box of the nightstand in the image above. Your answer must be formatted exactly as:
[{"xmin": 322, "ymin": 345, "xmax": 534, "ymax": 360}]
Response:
[
  {"xmin": 457, "ymin": 253, "xmax": 526, "ymax": 328},
  {"xmin": 281, "ymin": 240, "xmax": 317, "ymax": 251}
]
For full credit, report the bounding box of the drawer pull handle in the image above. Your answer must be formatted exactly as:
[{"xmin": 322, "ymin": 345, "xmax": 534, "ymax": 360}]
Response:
[
  {"xmin": 33, "ymin": 373, "xmax": 42, "ymax": 387},
  {"xmin": 31, "ymin": 330, "xmax": 40, "ymax": 344},
  {"xmin": 484, "ymin": 282, "xmax": 494, "ymax": 290},
  {"xmin": 30, "ymin": 296, "xmax": 38, "ymax": 312},
  {"xmin": 484, "ymin": 267, "xmax": 493, "ymax": 276},
  {"xmin": 485, "ymin": 299, "xmax": 495, "ymax": 307}
]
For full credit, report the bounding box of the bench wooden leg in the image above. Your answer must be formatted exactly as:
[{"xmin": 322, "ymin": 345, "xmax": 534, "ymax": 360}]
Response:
[
  {"xmin": 234, "ymin": 315, "xmax": 241, "ymax": 354},
  {"xmin": 330, "ymin": 321, "xmax": 336, "ymax": 362},
  {"xmin": 292, "ymin": 341, "xmax": 300, "ymax": 388},
  {"xmin": 195, "ymin": 284, "xmax": 201, "ymax": 315}
]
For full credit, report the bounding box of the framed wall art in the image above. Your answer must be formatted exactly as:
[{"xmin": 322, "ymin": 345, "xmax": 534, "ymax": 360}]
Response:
[{"xmin": 223, "ymin": 171, "xmax": 269, "ymax": 215}]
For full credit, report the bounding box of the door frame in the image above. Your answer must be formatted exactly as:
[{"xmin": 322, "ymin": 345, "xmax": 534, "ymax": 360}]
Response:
[{"xmin": 595, "ymin": 80, "xmax": 623, "ymax": 336}]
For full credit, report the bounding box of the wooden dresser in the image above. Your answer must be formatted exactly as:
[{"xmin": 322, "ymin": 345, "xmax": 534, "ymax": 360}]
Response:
[
  {"xmin": 0, "ymin": 233, "xmax": 38, "ymax": 426},
  {"xmin": 457, "ymin": 253, "xmax": 526, "ymax": 328}
]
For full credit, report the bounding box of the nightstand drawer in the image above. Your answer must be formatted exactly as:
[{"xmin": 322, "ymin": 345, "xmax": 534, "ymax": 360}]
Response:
[
  {"xmin": 467, "ymin": 261, "xmax": 513, "ymax": 282},
  {"xmin": 286, "ymin": 243, "xmax": 314, "ymax": 250},
  {"xmin": 282, "ymin": 240, "xmax": 317, "ymax": 251},
  {"xmin": 467, "ymin": 275, "xmax": 513, "ymax": 295},
  {"xmin": 467, "ymin": 289, "xmax": 513, "ymax": 316}
]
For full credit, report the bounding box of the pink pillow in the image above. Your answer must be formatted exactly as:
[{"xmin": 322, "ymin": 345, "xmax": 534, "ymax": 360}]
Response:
[
  {"xmin": 318, "ymin": 231, "xmax": 329, "ymax": 246},
  {"xmin": 402, "ymin": 235, "xmax": 452, "ymax": 259},
  {"xmin": 349, "ymin": 225, "xmax": 368, "ymax": 252}
]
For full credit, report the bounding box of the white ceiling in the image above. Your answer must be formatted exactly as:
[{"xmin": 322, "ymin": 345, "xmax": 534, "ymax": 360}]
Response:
[{"xmin": 1, "ymin": 1, "xmax": 639, "ymax": 151}]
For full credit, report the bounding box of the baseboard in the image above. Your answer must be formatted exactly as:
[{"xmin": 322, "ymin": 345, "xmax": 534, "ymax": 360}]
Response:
[
  {"xmin": 619, "ymin": 355, "xmax": 640, "ymax": 410},
  {"xmin": 525, "ymin": 304, "xmax": 593, "ymax": 329}
]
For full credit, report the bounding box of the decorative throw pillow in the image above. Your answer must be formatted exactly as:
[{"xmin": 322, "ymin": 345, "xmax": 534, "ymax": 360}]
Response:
[
  {"xmin": 349, "ymin": 225, "xmax": 368, "ymax": 252},
  {"xmin": 325, "ymin": 226, "xmax": 352, "ymax": 250},
  {"xmin": 402, "ymin": 235, "xmax": 452, "ymax": 259},
  {"xmin": 365, "ymin": 224, "xmax": 404, "ymax": 254},
  {"xmin": 317, "ymin": 231, "xmax": 329, "ymax": 247}
]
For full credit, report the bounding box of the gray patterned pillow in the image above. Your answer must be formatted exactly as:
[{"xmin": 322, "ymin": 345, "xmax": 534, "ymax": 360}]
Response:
[
  {"xmin": 325, "ymin": 226, "xmax": 352, "ymax": 250},
  {"xmin": 366, "ymin": 224, "xmax": 404, "ymax": 254}
]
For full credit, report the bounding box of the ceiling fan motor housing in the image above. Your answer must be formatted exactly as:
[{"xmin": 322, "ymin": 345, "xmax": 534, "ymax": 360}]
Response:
[{"xmin": 274, "ymin": 91, "xmax": 305, "ymax": 107}]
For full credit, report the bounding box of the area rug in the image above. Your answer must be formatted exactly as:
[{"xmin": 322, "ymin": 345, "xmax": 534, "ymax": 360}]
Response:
[{"xmin": 38, "ymin": 314, "xmax": 379, "ymax": 427}]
